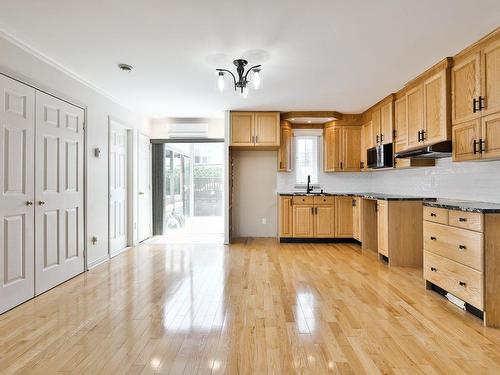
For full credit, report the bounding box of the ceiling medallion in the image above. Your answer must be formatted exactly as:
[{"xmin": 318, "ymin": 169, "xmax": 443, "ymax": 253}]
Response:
[{"xmin": 216, "ymin": 59, "xmax": 262, "ymax": 97}]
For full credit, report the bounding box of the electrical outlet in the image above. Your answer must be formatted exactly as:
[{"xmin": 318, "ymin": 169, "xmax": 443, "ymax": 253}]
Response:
[{"xmin": 261, "ymin": 218, "xmax": 267, "ymax": 225}]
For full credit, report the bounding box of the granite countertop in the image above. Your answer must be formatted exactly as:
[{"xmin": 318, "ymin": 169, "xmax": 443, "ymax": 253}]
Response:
[
  {"xmin": 423, "ymin": 199, "xmax": 500, "ymax": 213},
  {"xmin": 277, "ymin": 192, "xmax": 435, "ymax": 201}
]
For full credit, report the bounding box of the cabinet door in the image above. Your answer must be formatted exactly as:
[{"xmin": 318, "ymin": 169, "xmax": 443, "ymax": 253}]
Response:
[
  {"xmin": 335, "ymin": 197, "xmax": 353, "ymax": 238},
  {"xmin": 452, "ymin": 119, "xmax": 481, "ymax": 162},
  {"xmin": 230, "ymin": 112, "xmax": 254, "ymax": 146},
  {"xmin": 377, "ymin": 201, "xmax": 389, "ymax": 257},
  {"xmin": 293, "ymin": 205, "xmax": 314, "ymax": 237},
  {"xmin": 452, "ymin": 53, "xmax": 481, "ymax": 124},
  {"xmin": 341, "ymin": 126, "xmax": 361, "ymax": 171},
  {"xmin": 380, "ymin": 102, "xmax": 393, "ymax": 144},
  {"xmin": 315, "ymin": 205, "xmax": 335, "ymax": 238},
  {"xmin": 278, "ymin": 123, "xmax": 292, "ymax": 171},
  {"xmin": 372, "ymin": 108, "xmax": 381, "ymax": 145},
  {"xmin": 352, "ymin": 198, "xmax": 361, "ymax": 241},
  {"xmin": 394, "ymin": 97, "xmax": 407, "ymax": 153},
  {"xmin": 324, "ymin": 126, "xmax": 340, "ymax": 172},
  {"xmin": 482, "ymin": 38, "xmax": 500, "ymax": 116},
  {"xmin": 360, "ymin": 123, "xmax": 366, "ymax": 170},
  {"xmin": 0, "ymin": 75, "xmax": 36, "ymax": 314},
  {"xmin": 364, "ymin": 120, "xmax": 374, "ymax": 149},
  {"xmin": 406, "ymin": 85, "xmax": 424, "ymax": 149},
  {"xmin": 424, "ymin": 70, "xmax": 448, "ymax": 145},
  {"xmin": 481, "ymin": 111, "xmax": 500, "ymax": 160},
  {"xmin": 279, "ymin": 196, "xmax": 293, "ymax": 237},
  {"xmin": 254, "ymin": 112, "xmax": 279, "ymax": 146}
]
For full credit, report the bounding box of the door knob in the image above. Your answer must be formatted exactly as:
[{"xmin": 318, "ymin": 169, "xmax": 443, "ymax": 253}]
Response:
[
  {"xmin": 38, "ymin": 200, "xmax": 46, "ymax": 205},
  {"xmin": 26, "ymin": 201, "xmax": 33, "ymax": 206}
]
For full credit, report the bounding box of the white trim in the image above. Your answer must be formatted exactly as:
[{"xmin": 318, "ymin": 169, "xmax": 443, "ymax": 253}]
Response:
[
  {"xmin": 87, "ymin": 255, "xmax": 109, "ymax": 270},
  {"xmin": 0, "ymin": 27, "xmax": 132, "ymax": 113}
]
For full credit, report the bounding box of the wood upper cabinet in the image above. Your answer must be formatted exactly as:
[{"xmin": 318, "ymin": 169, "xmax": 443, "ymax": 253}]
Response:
[
  {"xmin": 377, "ymin": 200, "xmax": 389, "ymax": 257},
  {"xmin": 230, "ymin": 111, "xmax": 279, "ymax": 148},
  {"xmin": 335, "ymin": 196, "xmax": 353, "ymax": 238},
  {"xmin": 481, "ymin": 111, "xmax": 500, "ymax": 159},
  {"xmin": 372, "ymin": 108, "xmax": 381, "ymax": 145},
  {"xmin": 364, "ymin": 120, "xmax": 374, "ymax": 149},
  {"xmin": 394, "ymin": 96, "xmax": 407, "ymax": 153},
  {"xmin": 279, "ymin": 196, "xmax": 293, "ymax": 237},
  {"xmin": 341, "ymin": 126, "xmax": 361, "ymax": 171},
  {"xmin": 293, "ymin": 204, "xmax": 314, "ymax": 238},
  {"xmin": 423, "ymin": 70, "xmax": 449, "ymax": 145},
  {"xmin": 278, "ymin": 121, "xmax": 292, "ymax": 171},
  {"xmin": 482, "ymin": 38, "xmax": 500, "ymax": 116},
  {"xmin": 230, "ymin": 112, "xmax": 254, "ymax": 146},
  {"xmin": 406, "ymin": 84, "xmax": 424, "ymax": 149},
  {"xmin": 324, "ymin": 125, "xmax": 361, "ymax": 172},
  {"xmin": 452, "ymin": 53, "xmax": 481, "ymax": 125},
  {"xmin": 380, "ymin": 101, "xmax": 393, "ymax": 144},
  {"xmin": 452, "ymin": 119, "xmax": 481, "ymax": 162},
  {"xmin": 324, "ymin": 126, "xmax": 340, "ymax": 171},
  {"xmin": 315, "ymin": 205, "xmax": 335, "ymax": 238}
]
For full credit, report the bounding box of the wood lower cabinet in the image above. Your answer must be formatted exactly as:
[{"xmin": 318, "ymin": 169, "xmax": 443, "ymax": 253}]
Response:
[
  {"xmin": 278, "ymin": 121, "xmax": 292, "ymax": 171},
  {"xmin": 423, "ymin": 205, "xmax": 500, "ymax": 327},
  {"xmin": 377, "ymin": 201, "xmax": 389, "ymax": 257},
  {"xmin": 278, "ymin": 196, "xmax": 293, "ymax": 237},
  {"xmin": 230, "ymin": 111, "xmax": 280, "ymax": 148},
  {"xmin": 335, "ymin": 196, "xmax": 353, "ymax": 237},
  {"xmin": 293, "ymin": 204, "xmax": 314, "ymax": 238},
  {"xmin": 352, "ymin": 197, "xmax": 362, "ymax": 241},
  {"xmin": 315, "ymin": 204, "xmax": 335, "ymax": 238}
]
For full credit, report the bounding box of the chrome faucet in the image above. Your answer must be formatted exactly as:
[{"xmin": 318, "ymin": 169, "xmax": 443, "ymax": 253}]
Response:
[{"xmin": 306, "ymin": 175, "xmax": 313, "ymax": 193}]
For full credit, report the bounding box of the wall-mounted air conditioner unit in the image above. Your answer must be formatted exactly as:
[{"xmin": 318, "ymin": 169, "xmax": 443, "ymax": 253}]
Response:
[{"xmin": 168, "ymin": 123, "xmax": 208, "ymax": 138}]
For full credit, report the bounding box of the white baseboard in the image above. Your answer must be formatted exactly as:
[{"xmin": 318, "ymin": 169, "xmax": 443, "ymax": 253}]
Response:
[{"xmin": 87, "ymin": 255, "xmax": 109, "ymax": 270}]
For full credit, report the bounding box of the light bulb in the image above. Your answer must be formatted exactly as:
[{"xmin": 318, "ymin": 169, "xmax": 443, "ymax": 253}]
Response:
[
  {"xmin": 217, "ymin": 72, "xmax": 225, "ymax": 92},
  {"xmin": 242, "ymin": 86, "xmax": 249, "ymax": 98},
  {"xmin": 252, "ymin": 69, "xmax": 261, "ymax": 89}
]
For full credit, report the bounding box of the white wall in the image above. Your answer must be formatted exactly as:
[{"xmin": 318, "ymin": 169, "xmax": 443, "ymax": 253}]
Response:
[
  {"xmin": 149, "ymin": 117, "xmax": 224, "ymax": 139},
  {"xmin": 232, "ymin": 151, "xmax": 278, "ymax": 237},
  {"xmin": 0, "ymin": 34, "xmax": 151, "ymax": 268}
]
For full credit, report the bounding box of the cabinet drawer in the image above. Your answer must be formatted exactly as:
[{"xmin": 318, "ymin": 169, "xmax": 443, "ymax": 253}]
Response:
[
  {"xmin": 423, "ymin": 221, "xmax": 484, "ymax": 271},
  {"xmin": 448, "ymin": 210, "xmax": 483, "ymax": 232},
  {"xmin": 423, "ymin": 206, "xmax": 449, "ymax": 225},
  {"xmin": 292, "ymin": 196, "xmax": 314, "ymax": 205},
  {"xmin": 313, "ymin": 196, "xmax": 336, "ymax": 205},
  {"xmin": 424, "ymin": 251, "xmax": 483, "ymax": 310}
]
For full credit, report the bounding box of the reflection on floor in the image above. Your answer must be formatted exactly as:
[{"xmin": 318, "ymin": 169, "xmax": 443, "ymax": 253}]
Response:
[
  {"xmin": 2, "ymin": 238, "xmax": 500, "ymax": 374},
  {"xmin": 159, "ymin": 216, "xmax": 224, "ymax": 244}
]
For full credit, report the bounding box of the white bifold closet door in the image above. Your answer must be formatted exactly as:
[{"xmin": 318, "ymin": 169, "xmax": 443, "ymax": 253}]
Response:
[
  {"xmin": 109, "ymin": 122, "xmax": 127, "ymax": 255},
  {"xmin": 0, "ymin": 75, "xmax": 36, "ymax": 314},
  {"xmin": 34, "ymin": 91, "xmax": 85, "ymax": 295}
]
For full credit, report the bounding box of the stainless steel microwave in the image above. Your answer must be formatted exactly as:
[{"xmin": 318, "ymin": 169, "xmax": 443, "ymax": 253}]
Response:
[{"xmin": 367, "ymin": 143, "xmax": 393, "ymax": 169}]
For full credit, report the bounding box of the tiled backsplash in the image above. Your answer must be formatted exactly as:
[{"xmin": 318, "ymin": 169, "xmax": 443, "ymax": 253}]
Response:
[{"xmin": 277, "ymin": 158, "xmax": 500, "ymax": 203}]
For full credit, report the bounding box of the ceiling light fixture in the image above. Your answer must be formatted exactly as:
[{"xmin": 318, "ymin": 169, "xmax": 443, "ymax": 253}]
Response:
[
  {"xmin": 216, "ymin": 59, "xmax": 262, "ymax": 97},
  {"xmin": 118, "ymin": 63, "xmax": 133, "ymax": 72}
]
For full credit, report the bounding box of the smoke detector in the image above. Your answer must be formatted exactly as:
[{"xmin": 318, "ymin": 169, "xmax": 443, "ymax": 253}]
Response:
[{"xmin": 118, "ymin": 63, "xmax": 133, "ymax": 72}]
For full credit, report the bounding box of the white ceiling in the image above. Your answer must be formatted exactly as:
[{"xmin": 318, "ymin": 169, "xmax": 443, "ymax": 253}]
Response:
[{"xmin": 0, "ymin": 1, "xmax": 499, "ymax": 119}]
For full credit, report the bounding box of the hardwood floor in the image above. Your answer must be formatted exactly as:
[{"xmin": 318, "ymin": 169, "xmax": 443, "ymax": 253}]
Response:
[{"xmin": 1, "ymin": 238, "xmax": 500, "ymax": 374}]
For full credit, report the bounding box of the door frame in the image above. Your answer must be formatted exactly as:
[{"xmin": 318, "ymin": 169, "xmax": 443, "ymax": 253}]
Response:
[
  {"xmin": 0, "ymin": 69, "xmax": 89, "ymax": 271},
  {"xmin": 137, "ymin": 132, "xmax": 152, "ymax": 242},
  {"xmin": 108, "ymin": 116, "xmax": 135, "ymax": 257}
]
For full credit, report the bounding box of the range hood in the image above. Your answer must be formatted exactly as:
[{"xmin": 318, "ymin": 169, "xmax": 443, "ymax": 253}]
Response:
[{"xmin": 395, "ymin": 140, "xmax": 452, "ymax": 159}]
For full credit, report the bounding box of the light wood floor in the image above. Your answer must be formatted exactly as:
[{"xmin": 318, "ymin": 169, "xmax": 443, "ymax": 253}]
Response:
[{"xmin": 1, "ymin": 238, "xmax": 500, "ymax": 374}]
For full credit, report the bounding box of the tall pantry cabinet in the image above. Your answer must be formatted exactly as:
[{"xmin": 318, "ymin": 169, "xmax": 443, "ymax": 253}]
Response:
[{"xmin": 0, "ymin": 74, "xmax": 85, "ymax": 313}]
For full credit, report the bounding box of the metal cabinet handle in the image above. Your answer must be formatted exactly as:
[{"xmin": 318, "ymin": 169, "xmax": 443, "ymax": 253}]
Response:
[
  {"xmin": 458, "ymin": 245, "xmax": 466, "ymax": 250},
  {"xmin": 459, "ymin": 281, "xmax": 467, "ymax": 287},
  {"xmin": 380, "ymin": 133, "xmax": 384, "ymax": 143},
  {"xmin": 26, "ymin": 201, "xmax": 33, "ymax": 206},
  {"xmin": 459, "ymin": 217, "xmax": 467, "ymax": 222},
  {"xmin": 430, "ymin": 236, "xmax": 436, "ymax": 241},
  {"xmin": 430, "ymin": 213, "xmax": 437, "ymax": 217},
  {"xmin": 430, "ymin": 267, "xmax": 437, "ymax": 272},
  {"xmin": 473, "ymin": 98, "xmax": 478, "ymax": 113},
  {"xmin": 478, "ymin": 96, "xmax": 485, "ymax": 110},
  {"xmin": 480, "ymin": 139, "xmax": 486, "ymax": 153},
  {"xmin": 38, "ymin": 201, "xmax": 46, "ymax": 205}
]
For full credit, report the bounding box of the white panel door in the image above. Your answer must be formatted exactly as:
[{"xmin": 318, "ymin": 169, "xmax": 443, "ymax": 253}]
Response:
[
  {"xmin": 137, "ymin": 134, "xmax": 151, "ymax": 242},
  {"xmin": 35, "ymin": 91, "xmax": 84, "ymax": 295},
  {"xmin": 109, "ymin": 122, "xmax": 127, "ymax": 255},
  {"xmin": 0, "ymin": 75, "xmax": 35, "ymax": 313}
]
